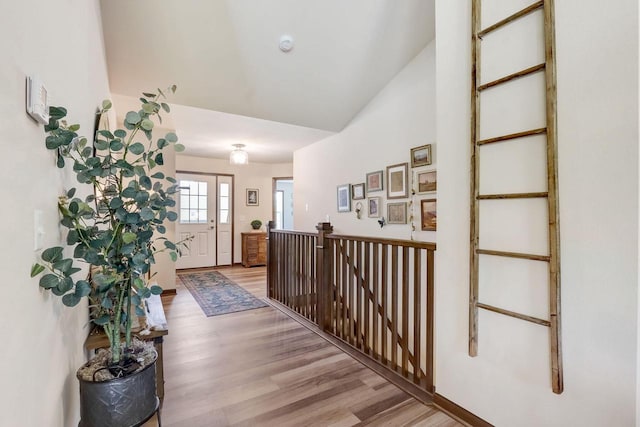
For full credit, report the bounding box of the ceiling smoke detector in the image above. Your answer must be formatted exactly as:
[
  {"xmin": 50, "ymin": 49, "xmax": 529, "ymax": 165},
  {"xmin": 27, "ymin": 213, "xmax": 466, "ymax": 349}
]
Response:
[{"xmin": 279, "ymin": 35, "xmax": 294, "ymax": 52}]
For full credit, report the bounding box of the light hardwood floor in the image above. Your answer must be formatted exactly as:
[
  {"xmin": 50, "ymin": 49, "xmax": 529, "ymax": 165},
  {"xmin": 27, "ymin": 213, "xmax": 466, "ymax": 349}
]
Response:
[{"xmin": 145, "ymin": 265, "xmax": 462, "ymax": 427}]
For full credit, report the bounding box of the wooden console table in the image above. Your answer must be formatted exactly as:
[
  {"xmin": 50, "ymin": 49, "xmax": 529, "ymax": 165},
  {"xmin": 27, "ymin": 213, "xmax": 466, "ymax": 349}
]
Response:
[{"xmin": 242, "ymin": 232, "xmax": 267, "ymax": 267}]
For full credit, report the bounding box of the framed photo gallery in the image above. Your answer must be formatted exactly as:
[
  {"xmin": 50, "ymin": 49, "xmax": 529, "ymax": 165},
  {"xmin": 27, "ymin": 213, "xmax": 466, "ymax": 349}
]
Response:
[{"xmin": 335, "ymin": 143, "xmax": 435, "ymax": 231}]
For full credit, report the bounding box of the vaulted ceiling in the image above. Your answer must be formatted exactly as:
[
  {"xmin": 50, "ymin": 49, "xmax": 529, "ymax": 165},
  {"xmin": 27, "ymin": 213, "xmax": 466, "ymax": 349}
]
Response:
[{"xmin": 100, "ymin": 0, "xmax": 435, "ymax": 162}]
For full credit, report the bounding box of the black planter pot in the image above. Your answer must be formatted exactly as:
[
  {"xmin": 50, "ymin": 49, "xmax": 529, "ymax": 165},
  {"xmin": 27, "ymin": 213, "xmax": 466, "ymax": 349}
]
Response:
[{"xmin": 77, "ymin": 352, "xmax": 158, "ymax": 427}]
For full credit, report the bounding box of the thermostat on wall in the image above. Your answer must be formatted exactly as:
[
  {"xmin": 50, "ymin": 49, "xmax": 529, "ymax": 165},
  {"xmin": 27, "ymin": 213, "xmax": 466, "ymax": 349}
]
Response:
[{"xmin": 26, "ymin": 76, "xmax": 49, "ymax": 124}]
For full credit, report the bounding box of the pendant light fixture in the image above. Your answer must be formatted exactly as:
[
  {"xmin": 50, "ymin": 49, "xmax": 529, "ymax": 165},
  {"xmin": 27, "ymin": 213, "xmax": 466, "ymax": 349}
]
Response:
[{"xmin": 229, "ymin": 143, "xmax": 249, "ymax": 165}]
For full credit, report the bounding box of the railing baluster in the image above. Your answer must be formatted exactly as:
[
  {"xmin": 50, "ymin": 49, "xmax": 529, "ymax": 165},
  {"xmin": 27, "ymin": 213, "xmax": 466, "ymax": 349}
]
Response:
[
  {"xmin": 413, "ymin": 247, "xmax": 421, "ymax": 384},
  {"xmin": 364, "ymin": 242, "xmax": 371, "ymax": 355},
  {"xmin": 391, "ymin": 245, "xmax": 398, "ymax": 368},
  {"xmin": 381, "ymin": 244, "xmax": 388, "ymax": 365},
  {"xmin": 356, "ymin": 240, "xmax": 363, "ymax": 350},
  {"xmin": 402, "ymin": 246, "xmax": 409, "ymax": 377},
  {"xmin": 373, "ymin": 243, "xmax": 379, "ymax": 360}
]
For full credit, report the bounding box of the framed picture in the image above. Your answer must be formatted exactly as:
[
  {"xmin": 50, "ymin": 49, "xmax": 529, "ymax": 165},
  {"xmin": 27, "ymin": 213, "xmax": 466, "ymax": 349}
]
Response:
[
  {"xmin": 352, "ymin": 183, "xmax": 365, "ymax": 200},
  {"xmin": 367, "ymin": 197, "xmax": 381, "ymax": 218},
  {"xmin": 421, "ymin": 199, "xmax": 437, "ymax": 231},
  {"xmin": 246, "ymin": 188, "xmax": 259, "ymax": 206},
  {"xmin": 387, "ymin": 202, "xmax": 407, "ymax": 224},
  {"xmin": 417, "ymin": 170, "xmax": 437, "ymax": 193},
  {"xmin": 337, "ymin": 184, "xmax": 351, "ymax": 212},
  {"xmin": 411, "ymin": 144, "xmax": 432, "ymax": 168},
  {"xmin": 366, "ymin": 170, "xmax": 383, "ymax": 193},
  {"xmin": 386, "ymin": 163, "xmax": 409, "ymax": 199}
]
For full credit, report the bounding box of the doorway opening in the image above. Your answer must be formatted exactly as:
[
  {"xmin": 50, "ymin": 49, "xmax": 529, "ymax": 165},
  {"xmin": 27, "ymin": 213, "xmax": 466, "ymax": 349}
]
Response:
[
  {"xmin": 272, "ymin": 177, "xmax": 293, "ymax": 230},
  {"xmin": 175, "ymin": 172, "xmax": 234, "ymax": 269}
]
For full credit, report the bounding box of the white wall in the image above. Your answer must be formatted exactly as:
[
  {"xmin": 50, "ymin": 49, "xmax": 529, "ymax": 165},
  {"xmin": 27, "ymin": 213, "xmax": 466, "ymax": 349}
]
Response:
[
  {"xmin": 436, "ymin": 1, "xmax": 638, "ymax": 426},
  {"xmin": 294, "ymin": 42, "xmax": 437, "ymax": 241},
  {"xmin": 176, "ymin": 155, "xmax": 292, "ymax": 262},
  {"xmin": 0, "ymin": 1, "xmax": 110, "ymax": 426}
]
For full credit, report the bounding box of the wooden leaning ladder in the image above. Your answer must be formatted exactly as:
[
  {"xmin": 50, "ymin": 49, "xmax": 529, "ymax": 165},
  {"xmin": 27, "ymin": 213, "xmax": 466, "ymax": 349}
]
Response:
[{"xmin": 469, "ymin": 0, "xmax": 563, "ymax": 394}]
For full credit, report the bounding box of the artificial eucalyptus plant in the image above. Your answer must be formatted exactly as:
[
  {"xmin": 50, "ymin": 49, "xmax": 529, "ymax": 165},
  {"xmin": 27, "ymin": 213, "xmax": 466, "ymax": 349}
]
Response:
[{"xmin": 31, "ymin": 86, "xmax": 187, "ymax": 368}]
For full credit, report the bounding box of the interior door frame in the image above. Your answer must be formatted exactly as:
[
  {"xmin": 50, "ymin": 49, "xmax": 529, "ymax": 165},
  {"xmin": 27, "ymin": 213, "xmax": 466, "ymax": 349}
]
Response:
[
  {"xmin": 177, "ymin": 170, "xmax": 235, "ymax": 266},
  {"xmin": 272, "ymin": 176, "xmax": 293, "ymax": 229}
]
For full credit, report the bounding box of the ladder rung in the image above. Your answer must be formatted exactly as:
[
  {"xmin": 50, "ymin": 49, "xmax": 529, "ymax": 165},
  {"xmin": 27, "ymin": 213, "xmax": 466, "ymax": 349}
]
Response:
[
  {"xmin": 478, "ymin": 1, "xmax": 544, "ymax": 38},
  {"xmin": 477, "ymin": 128, "xmax": 546, "ymax": 146},
  {"xmin": 478, "ymin": 192, "xmax": 548, "ymax": 200},
  {"xmin": 477, "ymin": 249, "xmax": 550, "ymax": 262},
  {"xmin": 477, "ymin": 302, "xmax": 551, "ymax": 327},
  {"xmin": 479, "ymin": 63, "xmax": 546, "ymax": 91}
]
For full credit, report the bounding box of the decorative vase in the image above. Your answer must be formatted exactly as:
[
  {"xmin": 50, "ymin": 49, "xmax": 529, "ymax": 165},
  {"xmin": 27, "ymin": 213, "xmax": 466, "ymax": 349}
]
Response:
[{"xmin": 77, "ymin": 352, "xmax": 158, "ymax": 427}]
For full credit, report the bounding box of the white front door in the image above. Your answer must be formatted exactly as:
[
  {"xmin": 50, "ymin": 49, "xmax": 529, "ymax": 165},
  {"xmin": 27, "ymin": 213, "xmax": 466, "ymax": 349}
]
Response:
[
  {"xmin": 175, "ymin": 173, "xmax": 234, "ymax": 269},
  {"xmin": 176, "ymin": 174, "xmax": 217, "ymax": 269}
]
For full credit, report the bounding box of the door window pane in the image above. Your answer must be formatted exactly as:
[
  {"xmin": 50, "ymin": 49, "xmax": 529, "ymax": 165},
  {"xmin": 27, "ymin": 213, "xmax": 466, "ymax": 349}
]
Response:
[
  {"xmin": 179, "ymin": 180, "xmax": 208, "ymax": 223},
  {"xmin": 219, "ymin": 183, "xmax": 230, "ymax": 224}
]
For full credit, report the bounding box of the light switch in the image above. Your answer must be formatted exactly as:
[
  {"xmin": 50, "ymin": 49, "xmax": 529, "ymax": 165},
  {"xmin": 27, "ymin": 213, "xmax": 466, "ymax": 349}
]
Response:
[{"xmin": 34, "ymin": 210, "xmax": 44, "ymax": 251}]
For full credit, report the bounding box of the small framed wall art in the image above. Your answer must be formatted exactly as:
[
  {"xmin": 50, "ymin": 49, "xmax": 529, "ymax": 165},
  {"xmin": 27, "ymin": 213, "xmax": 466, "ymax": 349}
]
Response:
[
  {"xmin": 387, "ymin": 202, "xmax": 407, "ymax": 224},
  {"xmin": 367, "ymin": 197, "xmax": 381, "ymax": 218},
  {"xmin": 421, "ymin": 199, "xmax": 437, "ymax": 231},
  {"xmin": 417, "ymin": 170, "xmax": 437, "ymax": 193},
  {"xmin": 411, "ymin": 144, "xmax": 432, "ymax": 168},
  {"xmin": 352, "ymin": 183, "xmax": 365, "ymax": 200},
  {"xmin": 337, "ymin": 184, "xmax": 351, "ymax": 212},
  {"xmin": 246, "ymin": 188, "xmax": 259, "ymax": 206},
  {"xmin": 386, "ymin": 162, "xmax": 409, "ymax": 199},
  {"xmin": 366, "ymin": 170, "xmax": 383, "ymax": 193}
]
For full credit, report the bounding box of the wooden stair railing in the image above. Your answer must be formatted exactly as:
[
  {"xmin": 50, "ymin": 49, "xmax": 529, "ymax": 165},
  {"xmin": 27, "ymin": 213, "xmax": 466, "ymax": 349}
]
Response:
[{"xmin": 268, "ymin": 222, "xmax": 436, "ymax": 394}]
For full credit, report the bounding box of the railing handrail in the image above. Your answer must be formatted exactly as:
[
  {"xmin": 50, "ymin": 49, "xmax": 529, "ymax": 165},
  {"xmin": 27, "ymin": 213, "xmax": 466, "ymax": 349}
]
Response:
[
  {"xmin": 268, "ymin": 229, "xmax": 317, "ymax": 237},
  {"xmin": 327, "ymin": 233, "xmax": 436, "ymax": 250}
]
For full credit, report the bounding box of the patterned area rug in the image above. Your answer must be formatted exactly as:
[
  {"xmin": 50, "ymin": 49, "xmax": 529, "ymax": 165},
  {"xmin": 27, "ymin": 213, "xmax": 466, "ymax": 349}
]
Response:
[{"xmin": 178, "ymin": 270, "xmax": 268, "ymax": 317}]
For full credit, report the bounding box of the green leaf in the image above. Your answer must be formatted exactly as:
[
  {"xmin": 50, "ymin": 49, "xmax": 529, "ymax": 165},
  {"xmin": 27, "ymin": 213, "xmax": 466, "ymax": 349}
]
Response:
[
  {"xmin": 132, "ymin": 253, "xmax": 147, "ymax": 266},
  {"xmin": 57, "ymin": 277, "xmax": 73, "ymax": 293},
  {"xmin": 157, "ymin": 138, "xmax": 168, "ymax": 149},
  {"xmin": 102, "ymin": 99, "xmax": 112, "ymax": 110},
  {"xmin": 129, "ymin": 142, "xmax": 145, "ymax": 155},
  {"xmin": 150, "ymin": 285, "xmax": 163, "ymax": 295},
  {"xmin": 114, "ymin": 129, "xmax": 126, "ymax": 138},
  {"xmin": 30, "ymin": 263, "xmax": 45, "ymax": 277},
  {"xmin": 151, "ymin": 172, "xmax": 165, "ymax": 179},
  {"xmin": 110, "ymin": 140, "xmax": 124, "ymax": 151},
  {"xmin": 166, "ymin": 177, "xmax": 177, "ymax": 184},
  {"xmin": 93, "ymin": 315, "xmax": 110, "ymax": 325},
  {"xmin": 161, "ymin": 102, "xmax": 170, "ymax": 113},
  {"xmin": 164, "ymin": 240, "xmax": 176, "ymax": 250},
  {"xmin": 166, "ymin": 211, "xmax": 178, "ymax": 221},
  {"xmin": 170, "ymin": 252, "xmax": 178, "ymax": 262},
  {"xmin": 125, "ymin": 213, "xmax": 140, "ymax": 224},
  {"xmin": 140, "ymin": 207, "xmax": 154, "ymax": 220},
  {"xmin": 75, "ymin": 280, "xmax": 91, "ymax": 297},
  {"xmin": 170, "ymin": 85, "xmax": 177, "ymax": 93},
  {"xmin": 133, "ymin": 278, "xmax": 145, "ymax": 289},
  {"xmin": 52, "ymin": 258, "xmax": 73, "ymax": 274},
  {"xmin": 39, "ymin": 274, "xmax": 59, "ymax": 289},
  {"xmin": 142, "ymin": 103, "xmax": 155, "ymax": 114},
  {"xmin": 49, "ymin": 106, "xmax": 67, "ymax": 120},
  {"xmin": 97, "ymin": 130, "xmax": 114, "ymax": 139},
  {"xmin": 66, "ymin": 188, "xmax": 77, "ymax": 198},
  {"xmin": 155, "ymin": 153, "xmax": 164, "ymax": 166},
  {"xmin": 165, "ymin": 132, "xmax": 178, "ymax": 143},
  {"xmin": 157, "ymin": 225, "xmax": 166, "ymax": 234},
  {"xmin": 174, "ymin": 143, "xmax": 185, "ymax": 152},
  {"xmin": 140, "ymin": 176, "xmax": 152, "ymax": 190},
  {"xmin": 140, "ymin": 119, "xmax": 154, "ymax": 131},
  {"xmin": 135, "ymin": 306, "xmax": 146, "ymax": 316},
  {"xmin": 109, "ymin": 197, "xmax": 123, "ymax": 209},
  {"xmin": 42, "ymin": 247, "xmax": 64, "ymax": 263},
  {"xmin": 125, "ymin": 111, "xmax": 141, "ymax": 125},
  {"xmin": 56, "ymin": 154, "xmax": 65, "ymax": 168},
  {"xmin": 142, "ymin": 92, "xmax": 155, "ymax": 98},
  {"xmin": 122, "ymin": 232, "xmax": 137, "ymax": 244},
  {"xmin": 62, "ymin": 293, "xmax": 81, "ymax": 307},
  {"xmin": 94, "ymin": 139, "xmax": 109, "ymax": 151}
]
